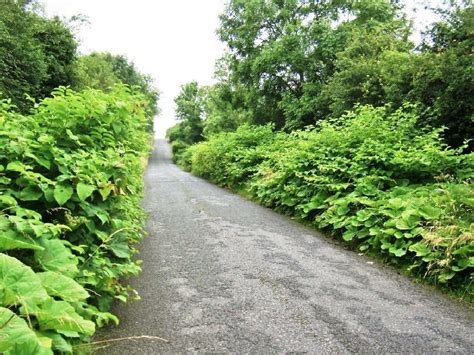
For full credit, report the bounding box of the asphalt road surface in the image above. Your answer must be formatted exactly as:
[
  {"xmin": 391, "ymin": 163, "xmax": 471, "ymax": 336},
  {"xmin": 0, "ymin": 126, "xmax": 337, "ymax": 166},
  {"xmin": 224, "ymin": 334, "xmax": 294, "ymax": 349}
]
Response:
[{"xmin": 98, "ymin": 140, "xmax": 473, "ymax": 354}]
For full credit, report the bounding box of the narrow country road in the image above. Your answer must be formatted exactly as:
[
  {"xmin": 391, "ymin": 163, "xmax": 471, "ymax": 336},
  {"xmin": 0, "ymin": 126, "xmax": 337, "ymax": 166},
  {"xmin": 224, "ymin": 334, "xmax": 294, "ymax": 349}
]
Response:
[{"xmin": 99, "ymin": 140, "xmax": 473, "ymax": 353}]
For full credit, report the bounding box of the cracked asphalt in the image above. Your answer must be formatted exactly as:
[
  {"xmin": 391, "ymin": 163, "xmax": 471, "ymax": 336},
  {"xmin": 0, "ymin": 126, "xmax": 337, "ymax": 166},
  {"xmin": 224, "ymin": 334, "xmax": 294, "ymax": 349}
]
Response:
[{"xmin": 97, "ymin": 139, "xmax": 473, "ymax": 354}]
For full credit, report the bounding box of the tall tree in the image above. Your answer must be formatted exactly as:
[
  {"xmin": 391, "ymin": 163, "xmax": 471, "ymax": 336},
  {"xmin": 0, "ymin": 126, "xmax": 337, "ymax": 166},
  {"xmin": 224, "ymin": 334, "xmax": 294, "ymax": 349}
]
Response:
[
  {"xmin": 34, "ymin": 16, "xmax": 78, "ymax": 98},
  {"xmin": 217, "ymin": 0, "xmax": 409, "ymax": 129},
  {"xmin": 410, "ymin": 5, "xmax": 473, "ymax": 148},
  {"xmin": 0, "ymin": 2, "xmax": 77, "ymax": 112},
  {"xmin": 72, "ymin": 53, "xmax": 120, "ymax": 91},
  {"xmin": 73, "ymin": 52, "xmax": 159, "ymax": 120},
  {"xmin": 172, "ymin": 81, "xmax": 205, "ymax": 144}
]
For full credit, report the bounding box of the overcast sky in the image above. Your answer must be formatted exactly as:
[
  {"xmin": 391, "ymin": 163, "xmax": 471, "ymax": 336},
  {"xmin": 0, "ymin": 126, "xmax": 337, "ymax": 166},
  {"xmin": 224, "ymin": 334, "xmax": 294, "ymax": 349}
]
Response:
[
  {"xmin": 42, "ymin": 1, "xmax": 439, "ymax": 138},
  {"xmin": 43, "ymin": 0, "xmax": 225, "ymax": 138}
]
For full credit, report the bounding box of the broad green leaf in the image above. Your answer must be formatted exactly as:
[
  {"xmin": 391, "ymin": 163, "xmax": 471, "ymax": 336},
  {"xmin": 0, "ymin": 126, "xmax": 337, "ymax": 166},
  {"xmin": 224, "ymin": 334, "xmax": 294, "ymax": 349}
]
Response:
[
  {"xmin": 53, "ymin": 185, "xmax": 73, "ymax": 206},
  {"xmin": 0, "ymin": 195, "xmax": 17, "ymax": 206},
  {"xmin": 65, "ymin": 129, "xmax": 83, "ymax": 146},
  {"xmin": 5, "ymin": 341, "xmax": 52, "ymax": 355},
  {"xmin": 356, "ymin": 209, "xmax": 372, "ymax": 222},
  {"xmin": 115, "ymin": 294, "xmax": 127, "ymax": 302},
  {"xmin": 55, "ymin": 330, "xmax": 80, "ymax": 338},
  {"xmin": 336, "ymin": 205, "xmax": 350, "ymax": 216},
  {"xmin": 25, "ymin": 152, "xmax": 51, "ymax": 170},
  {"xmin": 387, "ymin": 198, "xmax": 405, "ymax": 209},
  {"xmin": 30, "ymin": 222, "xmax": 52, "ymax": 238},
  {"xmin": 17, "ymin": 186, "xmax": 43, "ymax": 201},
  {"xmin": 35, "ymin": 240, "xmax": 78, "ymax": 277},
  {"xmin": 380, "ymin": 239, "xmax": 392, "ymax": 250},
  {"xmin": 112, "ymin": 121, "xmax": 123, "ymax": 134},
  {"xmin": 16, "ymin": 186, "xmax": 43, "ymax": 201},
  {"xmin": 35, "ymin": 335, "xmax": 53, "ymax": 350},
  {"xmin": 38, "ymin": 331, "xmax": 72, "ymax": 353},
  {"xmin": 95, "ymin": 311, "xmax": 119, "ymax": 327},
  {"xmin": 438, "ymin": 271, "xmax": 456, "ymax": 283},
  {"xmin": 108, "ymin": 242, "xmax": 131, "ymax": 258},
  {"xmin": 451, "ymin": 245, "xmax": 473, "ymax": 256},
  {"xmin": 282, "ymin": 196, "xmax": 297, "ymax": 206},
  {"xmin": 451, "ymin": 257, "xmax": 474, "ymax": 272},
  {"xmin": 0, "ymin": 176, "xmax": 11, "ymax": 184},
  {"xmin": 389, "ymin": 246, "xmax": 407, "ymax": 257},
  {"xmin": 0, "ymin": 230, "xmax": 44, "ymax": 252},
  {"xmin": 342, "ymin": 230, "xmax": 356, "ymax": 241},
  {"xmin": 0, "ymin": 216, "xmax": 8, "ymax": 230},
  {"xmin": 76, "ymin": 182, "xmax": 95, "ymax": 202},
  {"xmin": 395, "ymin": 214, "xmax": 419, "ymax": 230},
  {"xmin": 409, "ymin": 242, "xmax": 433, "ymax": 257},
  {"xmin": 80, "ymin": 202, "xmax": 110, "ymax": 224},
  {"xmin": 368, "ymin": 227, "xmax": 381, "ymax": 236},
  {"xmin": 417, "ymin": 205, "xmax": 442, "ymax": 220},
  {"xmin": 302, "ymin": 192, "xmax": 329, "ymax": 212},
  {"xmin": 41, "ymin": 186, "xmax": 55, "ymax": 203},
  {"xmin": 383, "ymin": 228, "xmax": 397, "ymax": 235},
  {"xmin": 14, "ymin": 208, "xmax": 42, "ymax": 220},
  {"xmin": 35, "ymin": 299, "xmax": 95, "ymax": 336},
  {"xmin": 0, "ymin": 307, "xmax": 52, "ymax": 354},
  {"xmin": 364, "ymin": 218, "xmax": 376, "ymax": 228},
  {"xmin": 461, "ymin": 197, "xmax": 474, "ymax": 208},
  {"xmin": 37, "ymin": 272, "xmax": 89, "ymax": 302},
  {"xmin": 6, "ymin": 162, "xmax": 28, "ymax": 172},
  {"xmin": 0, "ymin": 254, "xmax": 48, "ymax": 307},
  {"xmin": 95, "ymin": 209, "xmax": 109, "ymax": 224},
  {"xmin": 356, "ymin": 229, "xmax": 370, "ymax": 239},
  {"xmin": 99, "ymin": 185, "xmax": 114, "ymax": 200}
]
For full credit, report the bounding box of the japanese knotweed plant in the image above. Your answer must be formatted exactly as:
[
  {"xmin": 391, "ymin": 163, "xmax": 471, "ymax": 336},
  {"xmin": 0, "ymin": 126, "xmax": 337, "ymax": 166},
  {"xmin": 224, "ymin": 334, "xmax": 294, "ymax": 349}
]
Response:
[
  {"xmin": 0, "ymin": 85, "xmax": 153, "ymax": 353},
  {"xmin": 183, "ymin": 105, "xmax": 474, "ymax": 298}
]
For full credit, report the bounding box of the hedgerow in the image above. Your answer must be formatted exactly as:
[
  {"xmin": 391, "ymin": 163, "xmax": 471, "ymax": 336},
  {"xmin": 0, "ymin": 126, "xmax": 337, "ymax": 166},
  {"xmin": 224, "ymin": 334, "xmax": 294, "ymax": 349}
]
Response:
[
  {"xmin": 181, "ymin": 105, "xmax": 473, "ymax": 297},
  {"xmin": 0, "ymin": 85, "xmax": 152, "ymax": 353}
]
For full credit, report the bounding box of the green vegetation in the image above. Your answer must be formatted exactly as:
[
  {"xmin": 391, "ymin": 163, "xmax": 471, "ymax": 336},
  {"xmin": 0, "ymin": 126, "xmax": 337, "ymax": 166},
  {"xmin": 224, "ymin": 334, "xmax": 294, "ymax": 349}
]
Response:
[
  {"xmin": 181, "ymin": 106, "xmax": 473, "ymax": 297},
  {"xmin": 170, "ymin": 1, "xmax": 473, "ymax": 150},
  {"xmin": 0, "ymin": 1, "xmax": 158, "ymax": 352},
  {"xmin": 73, "ymin": 52, "xmax": 159, "ymax": 125},
  {"xmin": 0, "ymin": 1, "xmax": 158, "ymax": 121},
  {"xmin": 0, "ymin": 1, "xmax": 77, "ymax": 112},
  {"xmin": 166, "ymin": 81, "xmax": 206, "ymax": 162},
  {"xmin": 170, "ymin": 1, "xmax": 473, "ymax": 297},
  {"xmin": 0, "ymin": 85, "xmax": 153, "ymax": 353}
]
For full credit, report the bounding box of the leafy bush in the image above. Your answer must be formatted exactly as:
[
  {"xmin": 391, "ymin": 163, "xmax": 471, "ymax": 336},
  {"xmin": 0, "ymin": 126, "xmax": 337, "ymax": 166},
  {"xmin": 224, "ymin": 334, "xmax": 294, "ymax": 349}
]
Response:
[
  {"xmin": 72, "ymin": 52, "xmax": 159, "ymax": 126},
  {"xmin": 0, "ymin": 84, "xmax": 152, "ymax": 352},
  {"xmin": 170, "ymin": 140, "xmax": 190, "ymax": 165},
  {"xmin": 188, "ymin": 124, "xmax": 276, "ymax": 187},
  {"xmin": 181, "ymin": 105, "xmax": 473, "ymax": 296}
]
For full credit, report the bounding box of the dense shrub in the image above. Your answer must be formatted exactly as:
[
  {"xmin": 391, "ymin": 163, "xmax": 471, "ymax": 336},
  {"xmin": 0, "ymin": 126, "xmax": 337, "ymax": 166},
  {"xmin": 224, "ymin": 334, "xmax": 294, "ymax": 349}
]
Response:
[
  {"xmin": 188, "ymin": 124, "xmax": 276, "ymax": 186},
  {"xmin": 170, "ymin": 139, "xmax": 190, "ymax": 165},
  {"xmin": 181, "ymin": 105, "xmax": 473, "ymax": 296},
  {"xmin": 72, "ymin": 52, "xmax": 159, "ymax": 126},
  {"xmin": 0, "ymin": 85, "xmax": 152, "ymax": 352}
]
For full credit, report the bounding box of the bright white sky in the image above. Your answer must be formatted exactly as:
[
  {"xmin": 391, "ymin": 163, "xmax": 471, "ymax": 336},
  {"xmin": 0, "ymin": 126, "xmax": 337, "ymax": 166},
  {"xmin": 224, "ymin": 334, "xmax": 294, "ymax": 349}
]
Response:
[
  {"xmin": 42, "ymin": 1, "xmax": 438, "ymax": 138},
  {"xmin": 43, "ymin": 0, "xmax": 225, "ymax": 138}
]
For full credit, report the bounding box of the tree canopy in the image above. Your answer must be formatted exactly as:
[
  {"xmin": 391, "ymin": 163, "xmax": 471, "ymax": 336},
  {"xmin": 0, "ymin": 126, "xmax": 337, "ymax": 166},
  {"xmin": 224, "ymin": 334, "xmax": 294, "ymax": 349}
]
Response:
[
  {"xmin": 0, "ymin": 2, "xmax": 158, "ymax": 122},
  {"xmin": 0, "ymin": 2, "xmax": 77, "ymax": 112},
  {"xmin": 170, "ymin": 0, "xmax": 473, "ymax": 150}
]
